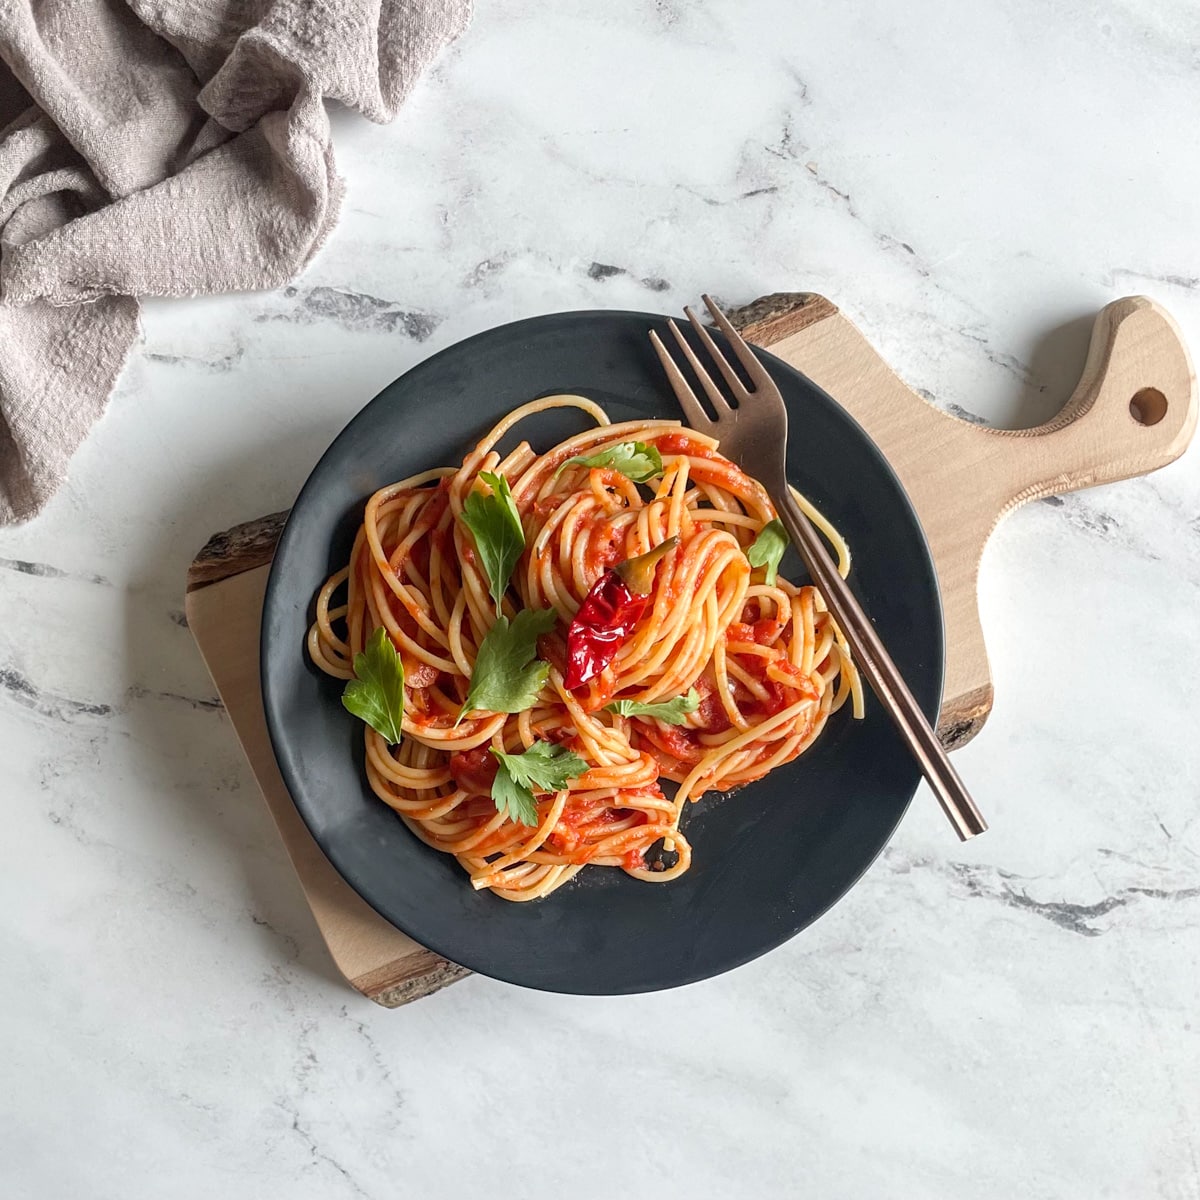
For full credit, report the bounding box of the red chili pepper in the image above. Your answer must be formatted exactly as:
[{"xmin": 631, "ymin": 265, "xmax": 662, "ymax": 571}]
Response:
[{"xmin": 565, "ymin": 538, "xmax": 677, "ymax": 690}]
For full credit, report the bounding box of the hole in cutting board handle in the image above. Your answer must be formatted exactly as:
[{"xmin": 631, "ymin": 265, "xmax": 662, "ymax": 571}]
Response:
[{"xmin": 1129, "ymin": 387, "xmax": 1168, "ymax": 426}]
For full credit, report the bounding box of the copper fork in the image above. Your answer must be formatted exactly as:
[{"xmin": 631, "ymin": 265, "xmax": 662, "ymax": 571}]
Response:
[{"xmin": 650, "ymin": 296, "xmax": 987, "ymax": 841}]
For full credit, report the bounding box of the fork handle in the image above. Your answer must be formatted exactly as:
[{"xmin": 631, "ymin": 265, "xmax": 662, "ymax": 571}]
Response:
[{"xmin": 775, "ymin": 488, "xmax": 988, "ymax": 840}]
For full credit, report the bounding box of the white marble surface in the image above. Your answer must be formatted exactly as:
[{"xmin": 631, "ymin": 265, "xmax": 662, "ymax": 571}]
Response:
[{"xmin": 4, "ymin": 2, "xmax": 1200, "ymax": 1196}]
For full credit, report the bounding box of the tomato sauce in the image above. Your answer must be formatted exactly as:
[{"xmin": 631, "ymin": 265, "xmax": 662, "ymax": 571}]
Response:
[
  {"xmin": 583, "ymin": 520, "xmax": 626, "ymax": 576},
  {"xmin": 655, "ymin": 433, "xmax": 717, "ymax": 459},
  {"xmin": 640, "ymin": 722, "xmax": 701, "ymax": 764}
]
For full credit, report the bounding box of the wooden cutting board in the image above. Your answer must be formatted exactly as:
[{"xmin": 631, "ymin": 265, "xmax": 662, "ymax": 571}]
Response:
[{"xmin": 186, "ymin": 291, "xmax": 1196, "ymax": 1007}]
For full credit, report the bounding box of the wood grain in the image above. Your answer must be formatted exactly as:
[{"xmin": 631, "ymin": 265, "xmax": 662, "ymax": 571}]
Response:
[
  {"xmin": 186, "ymin": 290, "xmax": 1196, "ymax": 1005},
  {"xmin": 188, "ymin": 511, "xmax": 289, "ymax": 591},
  {"xmin": 186, "ymin": 567, "xmax": 467, "ymax": 1006}
]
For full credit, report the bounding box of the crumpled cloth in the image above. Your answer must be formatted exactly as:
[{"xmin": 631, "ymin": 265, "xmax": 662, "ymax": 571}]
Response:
[{"xmin": 0, "ymin": 0, "xmax": 470, "ymax": 523}]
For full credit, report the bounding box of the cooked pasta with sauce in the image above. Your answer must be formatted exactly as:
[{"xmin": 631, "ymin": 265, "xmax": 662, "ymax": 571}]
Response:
[{"xmin": 308, "ymin": 395, "xmax": 862, "ymax": 901}]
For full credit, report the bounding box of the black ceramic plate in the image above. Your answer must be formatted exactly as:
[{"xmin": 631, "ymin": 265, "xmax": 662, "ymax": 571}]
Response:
[{"xmin": 261, "ymin": 310, "xmax": 943, "ymax": 994}]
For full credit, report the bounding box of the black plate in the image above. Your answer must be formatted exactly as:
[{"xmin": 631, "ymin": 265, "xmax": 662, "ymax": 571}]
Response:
[{"xmin": 261, "ymin": 310, "xmax": 943, "ymax": 994}]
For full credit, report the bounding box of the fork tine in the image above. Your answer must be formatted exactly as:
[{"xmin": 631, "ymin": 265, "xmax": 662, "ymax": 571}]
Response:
[
  {"xmin": 667, "ymin": 318, "xmax": 733, "ymax": 417},
  {"xmin": 649, "ymin": 329, "xmax": 713, "ymax": 431},
  {"xmin": 702, "ymin": 294, "xmax": 772, "ymax": 385},
  {"xmin": 684, "ymin": 306, "xmax": 749, "ymax": 402}
]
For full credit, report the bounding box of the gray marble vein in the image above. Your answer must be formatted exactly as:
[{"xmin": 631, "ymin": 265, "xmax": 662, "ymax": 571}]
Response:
[
  {"xmin": 0, "ymin": 556, "xmax": 110, "ymax": 585},
  {"xmin": 260, "ymin": 286, "xmax": 442, "ymax": 340}
]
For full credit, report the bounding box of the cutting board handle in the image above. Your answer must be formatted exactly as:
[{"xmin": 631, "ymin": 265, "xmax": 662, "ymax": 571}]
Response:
[
  {"xmin": 987, "ymin": 296, "xmax": 1197, "ymax": 513},
  {"xmin": 746, "ymin": 291, "xmax": 1196, "ymax": 748}
]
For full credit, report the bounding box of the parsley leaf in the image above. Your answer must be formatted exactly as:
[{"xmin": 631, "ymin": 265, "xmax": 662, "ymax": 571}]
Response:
[
  {"xmin": 490, "ymin": 764, "xmax": 541, "ymax": 827},
  {"xmin": 605, "ymin": 688, "xmax": 700, "ymax": 725},
  {"xmin": 461, "ymin": 471, "xmax": 525, "ymax": 612},
  {"xmin": 558, "ymin": 441, "xmax": 663, "ymax": 484},
  {"xmin": 746, "ymin": 518, "xmax": 789, "ymax": 585},
  {"xmin": 458, "ymin": 607, "xmax": 558, "ymax": 721},
  {"xmin": 341, "ymin": 626, "xmax": 405, "ymax": 743},
  {"xmin": 490, "ymin": 740, "xmax": 588, "ymax": 826}
]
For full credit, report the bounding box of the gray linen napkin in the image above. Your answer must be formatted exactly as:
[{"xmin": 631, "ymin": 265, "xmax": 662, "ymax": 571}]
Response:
[{"xmin": 0, "ymin": 0, "xmax": 470, "ymax": 524}]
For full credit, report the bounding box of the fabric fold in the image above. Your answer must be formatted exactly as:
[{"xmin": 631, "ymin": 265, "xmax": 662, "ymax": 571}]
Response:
[{"xmin": 0, "ymin": 0, "xmax": 470, "ymax": 523}]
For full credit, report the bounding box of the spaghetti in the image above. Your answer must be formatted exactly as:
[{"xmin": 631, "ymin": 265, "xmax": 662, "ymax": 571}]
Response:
[{"xmin": 308, "ymin": 396, "xmax": 863, "ymax": 901}]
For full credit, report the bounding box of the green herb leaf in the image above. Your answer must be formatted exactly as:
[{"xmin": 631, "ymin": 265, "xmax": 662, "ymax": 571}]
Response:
[
  {"xmin": 342, "ymin": 627, "xmax": 405, "ymax": 743},
  {"xmin": 558, "ymin": 441, "xmax": 663, "ymax": 484},
  {"xmin": 605, "ymin": 688, "xmax": 700, "ymax": 725},
  {"xmin": 459, "ymin": 607, "xmax": 558, "ymax": 721},
  {"xmin": 490, "ymin": 740, "xmax": 588, "ymax": 826},
  {"xmin": 490, "ymin": 763, "xmax": 541, "ymax": 827},
  {"xmin": 746, "ymin": 518, "xmax": 789, "ymax": 585},
  {"xmin": 461, "ymin": 471, "xmax": 525, "ymax": 612}
]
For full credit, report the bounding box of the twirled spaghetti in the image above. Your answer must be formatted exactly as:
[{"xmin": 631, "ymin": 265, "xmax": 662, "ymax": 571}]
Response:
[{"xmin": 308, "ymin": 396, "xmax": 863, "ymax": 901}]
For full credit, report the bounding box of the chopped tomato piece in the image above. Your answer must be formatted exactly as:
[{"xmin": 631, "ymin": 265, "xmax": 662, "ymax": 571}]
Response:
[
  {"xmin": 448, "ymin": 745, "xmax": 498, "ymax": 794},
  {"xmin": 402, "ymin": 655, "xmax": 441, "ymax": 689},
  {"xmin": 692, "ymin": 675, "xmax": 731, "ymax": 733},
  {"xmin": 753, "ymin": 617, "xmax": 784, "ymax": 644},
  {"xmin": 727, "ymin": 618, "xmax": 783, "ymax": 647}
]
